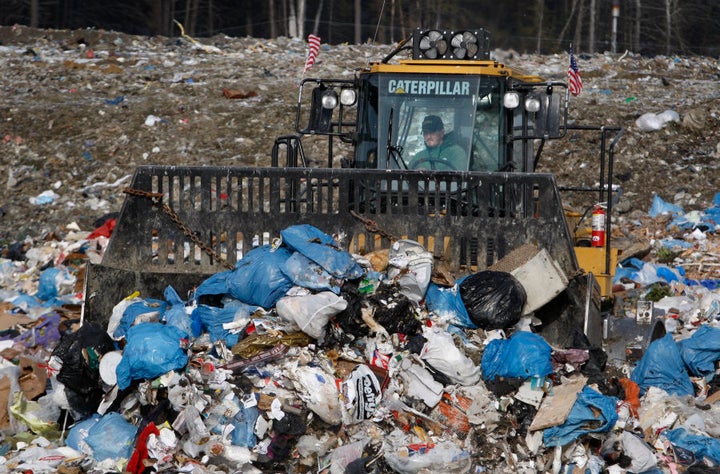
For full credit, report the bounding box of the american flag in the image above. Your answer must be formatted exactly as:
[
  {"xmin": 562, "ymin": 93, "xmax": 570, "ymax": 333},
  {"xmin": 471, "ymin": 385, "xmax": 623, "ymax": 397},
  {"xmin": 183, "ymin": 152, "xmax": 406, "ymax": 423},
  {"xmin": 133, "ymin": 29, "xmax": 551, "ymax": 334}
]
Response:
[
  {"xmin": 303, "ymin": 34, "xmax": 321, "ymax": 74},
  {"xmin": 568, "ymin": 45, "xmax": 583, "ymax": 96}
]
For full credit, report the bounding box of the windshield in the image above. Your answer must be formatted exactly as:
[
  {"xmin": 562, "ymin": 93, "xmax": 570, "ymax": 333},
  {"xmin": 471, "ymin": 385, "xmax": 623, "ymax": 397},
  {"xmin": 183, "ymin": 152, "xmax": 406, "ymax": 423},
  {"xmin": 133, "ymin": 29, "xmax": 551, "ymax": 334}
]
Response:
[{"xmin": 355, "ymin": 74, "xmax": 503, "ymax": 171}]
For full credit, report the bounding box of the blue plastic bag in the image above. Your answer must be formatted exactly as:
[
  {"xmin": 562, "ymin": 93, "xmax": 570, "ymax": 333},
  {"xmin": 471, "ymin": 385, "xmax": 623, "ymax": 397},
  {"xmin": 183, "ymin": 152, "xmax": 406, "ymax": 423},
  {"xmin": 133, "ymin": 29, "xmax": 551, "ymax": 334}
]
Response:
[
  {"xmin": 280, "ymin": 224, "xmax": 363, "ymax": 279},
  {"xmin": 193, "ymin": 302, "xmax": 255, "ymax": 347},
  {"xmin": 678, "ymin": 324, "xmax": 720, "ymax": 377},
  {"xmin": 115, "ymin": 322, "xmax": 188, "ymax": 390},
  {"xmin": 655, "ymin": 265, "xmax": 684, "ymax": 283},
  {"xmin": 35, "ymin": 267, "xmax": 63, "ymax": 300},
  {"xmin": 85, "ymin": 412, "xmax": 138, "ymax": 461},
  {"xmin": 649, "ymin": 194, "xmax": 683, "ymax": 218},
  {"xmin": 631, "ymin": 333, "xmax": 694, "ymax": 396},
  {"xmin": 163, "ymin": 286, "xmax": 194, "ymax": 337},
  {"xmin": 543, "ymin": 386, "xmax": 618, "ymax": 447},
  {"xmin": 481, "ymin": 331, "xmax": 553, "ymax": 381},
  {"xmin": 282, "ymin": 251, "xmax": 342, "ymax": 294},
  {"xmin": 113, "ymin": 297, "xmax": 168, "ymax": 339},
  {"xmin": 228, "ymin": 245, "xmax": 294, "ymax": 308},
  {"xmin": 664, "ymin": 427, "xmax": 720, "ymax": 464},
  {"xmin": 66, "ymin": 414, "xmax": 101, "ymax": 454},
  {"xmin": 231, "ymin": 403, "xmax": 259, "ymax": 447},
  {"xmin": 194, "ymin": 270, "xmax": 230, "ymax": 297},
  {"xmin": 425, "ymin": 279, "xmax": 477, "ymax": 328}
]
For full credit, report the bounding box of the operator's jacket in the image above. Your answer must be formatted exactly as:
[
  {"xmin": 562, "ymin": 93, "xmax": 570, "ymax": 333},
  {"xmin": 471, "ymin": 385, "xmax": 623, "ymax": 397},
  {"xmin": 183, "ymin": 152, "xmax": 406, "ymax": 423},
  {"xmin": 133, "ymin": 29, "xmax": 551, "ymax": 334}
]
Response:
[{"xmin": 409, "ymin": 132, "xmax": 466, "ymax": 170}]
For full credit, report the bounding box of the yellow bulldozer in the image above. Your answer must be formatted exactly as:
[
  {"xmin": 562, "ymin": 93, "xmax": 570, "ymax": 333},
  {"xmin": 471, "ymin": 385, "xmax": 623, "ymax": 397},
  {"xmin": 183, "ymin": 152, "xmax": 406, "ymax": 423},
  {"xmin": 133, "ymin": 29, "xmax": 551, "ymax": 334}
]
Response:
[{"xmin": 86, "ymin": 28, "xmax": 648, "ymax": 362}]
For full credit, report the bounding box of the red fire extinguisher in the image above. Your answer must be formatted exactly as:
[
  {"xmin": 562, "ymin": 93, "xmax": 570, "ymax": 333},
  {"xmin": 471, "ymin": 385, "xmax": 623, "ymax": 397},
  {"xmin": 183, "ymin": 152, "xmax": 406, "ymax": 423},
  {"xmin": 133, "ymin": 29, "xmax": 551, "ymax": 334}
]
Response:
[{"xmin": 591, "ymin": 203, "xmax": 606, "ymax": 247}]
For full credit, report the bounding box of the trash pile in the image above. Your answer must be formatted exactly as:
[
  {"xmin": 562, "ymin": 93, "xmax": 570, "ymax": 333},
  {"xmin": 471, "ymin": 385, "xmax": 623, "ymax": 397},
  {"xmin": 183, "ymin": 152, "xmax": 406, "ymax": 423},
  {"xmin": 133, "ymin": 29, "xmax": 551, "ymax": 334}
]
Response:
[
  {"xmin": 2, "ymin": 24, "xmax": 720, "ymax": 474},
  {"xmin": 1, "ymin": 194, "xmax": 720, "ymax": 473}
]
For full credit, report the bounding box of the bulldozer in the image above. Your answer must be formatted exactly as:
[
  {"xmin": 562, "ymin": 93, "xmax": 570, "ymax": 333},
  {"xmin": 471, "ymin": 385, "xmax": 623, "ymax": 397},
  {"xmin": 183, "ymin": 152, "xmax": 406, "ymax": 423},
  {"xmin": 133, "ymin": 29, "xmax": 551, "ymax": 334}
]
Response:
[{"xmin": 85, "ymin": 28, "xmax": 655, "ymax": 362}]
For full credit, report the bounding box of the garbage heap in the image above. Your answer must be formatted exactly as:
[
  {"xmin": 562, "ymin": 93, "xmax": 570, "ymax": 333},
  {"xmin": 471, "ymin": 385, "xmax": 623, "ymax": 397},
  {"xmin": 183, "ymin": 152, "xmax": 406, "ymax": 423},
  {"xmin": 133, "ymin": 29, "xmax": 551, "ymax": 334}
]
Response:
[{"xmin": 1, "ymin": 210, "xmax": 720, "ymax": 473}]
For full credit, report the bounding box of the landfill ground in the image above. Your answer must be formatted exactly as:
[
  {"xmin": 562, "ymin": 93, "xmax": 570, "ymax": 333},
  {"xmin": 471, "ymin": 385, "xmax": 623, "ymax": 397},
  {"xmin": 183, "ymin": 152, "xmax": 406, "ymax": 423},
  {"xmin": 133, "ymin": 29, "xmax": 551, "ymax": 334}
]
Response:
[{"xmin": 1, "ymin": 24, "xmax": 720, "ymax": 474}]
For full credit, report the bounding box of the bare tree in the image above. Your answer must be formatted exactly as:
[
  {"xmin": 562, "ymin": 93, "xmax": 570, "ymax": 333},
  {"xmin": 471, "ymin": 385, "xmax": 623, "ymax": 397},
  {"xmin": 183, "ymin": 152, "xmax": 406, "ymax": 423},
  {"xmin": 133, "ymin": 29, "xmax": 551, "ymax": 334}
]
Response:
[
  {"xmin": 390, "ymin": 0, "xmax": 396, "ymax": 42},
  {"xmin": 30, "ymin": 0, "xmax": 39, "ymax": 27},
  {"xmin": 269, "ymin": 0, "xmax": 276, "ymax": 38},
  {"xmin": 634, "ymin": 0, "xmax": 641, "ymax": 52},
  {"xmin": 574, "ymin": 0, "xmax": 585, "ymax": 51},
  {"xmin": 288, "ymin": 0, "xmax": 297, "ymax": 37},
  {"xmin": 663, "ymin": 0, "xmax": 678, "ymax": 55},
  {"xmin": 286, "ymin": 0, "xmax": 306, "ymax": 38},
  {"xmin": 207, "ymin": 0, "xmax": 213, "ymax": 36},
  {"xmin": 311, "ymin": 0, "xmax": 323, "ymax": 35},
  {"xmin": 588, "ymin": 0, "xmax": 596, "ymax": 53},
  {"xmin": 535, "ymin": 0, "xmax": 544, "ymax": 53},
  {"xmin": 184, "ymin": 0, "xmax": 199, "ymax": 36},
  {"xmin": 354, "ymin": 0, "xmax": 361, "ymax": 43},
  {"xmin": 558, "ymin": 0, "xmax": 581, "ymax": 49}
]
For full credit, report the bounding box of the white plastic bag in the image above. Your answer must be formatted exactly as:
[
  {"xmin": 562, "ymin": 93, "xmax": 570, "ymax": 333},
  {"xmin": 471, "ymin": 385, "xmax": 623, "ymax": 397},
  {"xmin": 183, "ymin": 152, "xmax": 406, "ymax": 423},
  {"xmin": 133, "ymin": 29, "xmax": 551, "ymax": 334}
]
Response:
[
  {"xmin": 276, "ymin": 291, "xmax": 347, "ymax": 340},
  {"xmin": 420, "ymin": 326, "xmax": 480, "ymax": 386},
  {"xmin": 291, "ymin": 365, "xmax": 343, "ymax": 425},
  {"xmin": 387, "ymin": 239, "xmax": 433, "ymax": 303}
]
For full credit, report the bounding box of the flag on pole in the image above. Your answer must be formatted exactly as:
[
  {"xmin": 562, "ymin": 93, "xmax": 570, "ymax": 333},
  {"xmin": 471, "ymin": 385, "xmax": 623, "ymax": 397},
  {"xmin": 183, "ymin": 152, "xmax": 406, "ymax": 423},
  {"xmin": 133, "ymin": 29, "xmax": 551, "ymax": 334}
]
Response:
[
  {"xmin": 303, "ymin": 34, "xmax": 321, "ymax": 74},
  {"xmin": 568, "ymin": 45, "xmax": 583, "ymax": 96}
]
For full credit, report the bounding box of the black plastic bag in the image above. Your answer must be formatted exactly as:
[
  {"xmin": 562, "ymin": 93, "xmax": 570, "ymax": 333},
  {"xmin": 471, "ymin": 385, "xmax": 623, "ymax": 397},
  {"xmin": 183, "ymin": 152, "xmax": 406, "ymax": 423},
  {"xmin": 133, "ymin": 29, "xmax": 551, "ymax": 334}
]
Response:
[
  {"xmin": 52, "ymin": 322, "xmax": 116, "ymax": 416},
  {"xmin": 459, "ymin": 270, "xmax": 526, "ymax": 329}
]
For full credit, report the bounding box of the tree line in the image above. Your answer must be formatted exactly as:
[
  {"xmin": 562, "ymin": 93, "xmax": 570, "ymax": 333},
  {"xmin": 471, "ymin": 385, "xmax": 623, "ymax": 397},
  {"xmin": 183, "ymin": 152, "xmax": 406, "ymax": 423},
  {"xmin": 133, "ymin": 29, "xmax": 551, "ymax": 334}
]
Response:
[{"xmin": 2, "ymin": 0, "xmax": 719, "ymax": 56}]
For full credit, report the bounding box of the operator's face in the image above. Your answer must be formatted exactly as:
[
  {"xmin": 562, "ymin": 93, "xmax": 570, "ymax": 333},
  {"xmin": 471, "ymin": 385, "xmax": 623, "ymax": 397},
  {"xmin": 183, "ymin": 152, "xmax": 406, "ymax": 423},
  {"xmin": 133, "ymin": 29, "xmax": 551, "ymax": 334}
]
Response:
[{"xmin": 423, "ymin": 129, "xmax": 444, "ymax": 148}]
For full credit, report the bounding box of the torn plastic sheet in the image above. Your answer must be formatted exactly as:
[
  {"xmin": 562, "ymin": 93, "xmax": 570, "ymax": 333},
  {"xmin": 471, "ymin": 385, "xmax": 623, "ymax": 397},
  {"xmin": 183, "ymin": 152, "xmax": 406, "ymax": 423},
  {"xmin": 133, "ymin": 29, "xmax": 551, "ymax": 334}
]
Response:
[
  {"xmin": 291, "ymin": 364, "xmax": 343, "ymax": 425},
  {"xmin": 162, "ymin": 285, "xmax": 194, "ymax": 337},
  {"xmin": 192, "ymin": 302, "xmax": 255, "ymax": 347},
  {"xmin": 276, "ymin": 291, "xmax": 347, "ymax": 340},
  {"xmin": 424, "ymin": 279, "xmax": 477, "ymax": 329},
  {"xmin": 386, "ymin": 239, "xmax": 434, "ymax": 304},
  {"xmin": 382, "ymin": 428, "xmax": 472, "ymax": 474},
  {"xmin": 113, "ymin": 297, "xmax": 167, "ymax": 339}
]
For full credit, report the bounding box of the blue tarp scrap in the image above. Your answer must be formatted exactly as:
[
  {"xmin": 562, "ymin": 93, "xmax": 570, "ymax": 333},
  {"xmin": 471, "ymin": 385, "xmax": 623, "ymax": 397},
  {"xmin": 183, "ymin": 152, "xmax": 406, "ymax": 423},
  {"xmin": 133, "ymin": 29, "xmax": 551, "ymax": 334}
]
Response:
[
  {"xmin": 663, "ymin": 427, "xmax": 720, "ymax": 464},
  {"xmin": 678, "ymin": 324, "xmax": 720, "ymax": 378},
  {"xmin": 648, "ymin": 192, "xmax": 720, "ymax": 231},
  {"xmin": 543, "ymin": 386, "xmax": 619, "ymax": 447},
  {"xmin": 280, "ymin": 224, "xmax": 363, "ymax": 279},
  {"xmin": 631, "ymin": 333, "xmax": 694, "ymax": 397}
]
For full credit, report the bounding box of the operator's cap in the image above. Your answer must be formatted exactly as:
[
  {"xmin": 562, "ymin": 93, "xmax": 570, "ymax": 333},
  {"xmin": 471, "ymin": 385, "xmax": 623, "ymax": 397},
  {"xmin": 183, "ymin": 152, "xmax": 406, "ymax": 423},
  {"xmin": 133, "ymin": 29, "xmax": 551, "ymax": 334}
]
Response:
[{"xmin": 422, "ymin": 115, "xmax": 444, "ymax": 133}]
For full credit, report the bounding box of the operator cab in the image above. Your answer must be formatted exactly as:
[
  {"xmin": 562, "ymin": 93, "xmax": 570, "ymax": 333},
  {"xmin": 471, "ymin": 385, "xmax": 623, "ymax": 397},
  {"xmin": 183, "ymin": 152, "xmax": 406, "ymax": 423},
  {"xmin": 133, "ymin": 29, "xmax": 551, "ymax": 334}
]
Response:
[{"xmin": 354, "ymin": 74, "xmax": 504, "ymax": 172}]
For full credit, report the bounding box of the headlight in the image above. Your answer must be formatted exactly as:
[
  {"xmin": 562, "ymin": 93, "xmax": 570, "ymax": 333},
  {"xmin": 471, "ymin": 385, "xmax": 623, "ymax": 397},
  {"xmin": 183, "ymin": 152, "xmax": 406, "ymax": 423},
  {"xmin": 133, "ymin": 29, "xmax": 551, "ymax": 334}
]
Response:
[
  {"xmin": 340, "ymin": 88, "xmax": 357, "ymax": 106},
  {"xmin": 321, "ymin": 90, "xmax": 338, "ymax": 109},
  {"xmin": 525, "ymin": 97, "xmax": 541, "ymax": 113},
  {"xmin": 503, "ymin": 91, "xmax": 520, "ymax": 109}
]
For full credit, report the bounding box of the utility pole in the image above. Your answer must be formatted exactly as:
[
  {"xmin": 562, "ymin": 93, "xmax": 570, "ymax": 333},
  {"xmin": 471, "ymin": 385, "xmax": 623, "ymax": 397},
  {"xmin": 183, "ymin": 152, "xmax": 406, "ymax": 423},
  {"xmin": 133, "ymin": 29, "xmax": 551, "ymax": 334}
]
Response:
[{"xmin": 611, "ymin": 0, "xmax": 620, "ymax": 53}]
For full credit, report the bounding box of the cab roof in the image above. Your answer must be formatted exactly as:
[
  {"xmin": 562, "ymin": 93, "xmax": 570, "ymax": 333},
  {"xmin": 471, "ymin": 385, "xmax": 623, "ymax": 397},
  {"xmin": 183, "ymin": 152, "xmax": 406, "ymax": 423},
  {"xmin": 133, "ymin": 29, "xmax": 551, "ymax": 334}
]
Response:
[{"xmin": 364, "ymin": 59, "xmax": 545, "ymax": 83}]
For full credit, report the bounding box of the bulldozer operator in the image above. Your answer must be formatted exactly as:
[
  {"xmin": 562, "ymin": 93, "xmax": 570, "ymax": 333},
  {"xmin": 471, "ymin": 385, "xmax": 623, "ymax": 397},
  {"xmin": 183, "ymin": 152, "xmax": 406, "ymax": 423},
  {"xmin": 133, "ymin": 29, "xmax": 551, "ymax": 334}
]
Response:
[{"xmin": 408, "ymin": 115, "xmax": 466, "ymax": 170}]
